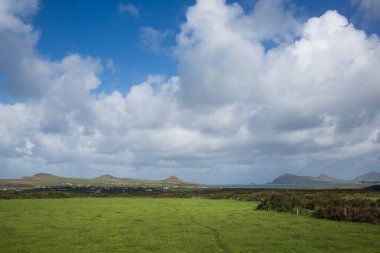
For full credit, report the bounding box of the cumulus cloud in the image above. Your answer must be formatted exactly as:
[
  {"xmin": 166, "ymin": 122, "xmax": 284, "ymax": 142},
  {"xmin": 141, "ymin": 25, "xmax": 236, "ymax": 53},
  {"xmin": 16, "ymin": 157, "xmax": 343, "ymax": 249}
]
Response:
[
  {"xmin": 0, "ymin": 0, "xmax": 380, "ymax": 183},
  {"xmin": 0, "ymin": 0, "xmax": 50, "ymax": 98},
  {"xmin": 176, "ymin": 0, "xmax": 301, "ymax": 106}
]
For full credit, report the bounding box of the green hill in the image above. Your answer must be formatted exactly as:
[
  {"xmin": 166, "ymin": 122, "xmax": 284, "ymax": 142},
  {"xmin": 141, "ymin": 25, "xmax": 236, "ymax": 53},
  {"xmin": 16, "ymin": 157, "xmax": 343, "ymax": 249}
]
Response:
[{"xmin": 0, "ymin": 173, "xmax": 205, "ymax": 189}]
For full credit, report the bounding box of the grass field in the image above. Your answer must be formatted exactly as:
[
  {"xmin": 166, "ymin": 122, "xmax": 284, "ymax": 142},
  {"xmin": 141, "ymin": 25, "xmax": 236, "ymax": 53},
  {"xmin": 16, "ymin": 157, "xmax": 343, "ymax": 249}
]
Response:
[{"xmin": 0, "ymin": 198, "xmax": 379, "ymax": 253}]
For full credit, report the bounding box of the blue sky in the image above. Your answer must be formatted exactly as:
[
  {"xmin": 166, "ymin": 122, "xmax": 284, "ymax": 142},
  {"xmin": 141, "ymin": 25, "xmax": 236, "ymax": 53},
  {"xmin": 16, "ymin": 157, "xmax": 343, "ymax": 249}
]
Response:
[
  {"xmin": 0, "ymin": 0, "xmax": 380, "ymax": 183},
  {"xmin": 33, "ymin": 0, "xmax": 193, "ymax": 96}
]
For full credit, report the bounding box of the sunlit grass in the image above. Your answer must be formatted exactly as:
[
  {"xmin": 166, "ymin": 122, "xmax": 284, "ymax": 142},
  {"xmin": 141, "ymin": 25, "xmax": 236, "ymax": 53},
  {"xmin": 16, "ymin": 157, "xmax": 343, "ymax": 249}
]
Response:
[{"xmin": 0, "ymin": 198, "xmax": 379, "ymax": 253}]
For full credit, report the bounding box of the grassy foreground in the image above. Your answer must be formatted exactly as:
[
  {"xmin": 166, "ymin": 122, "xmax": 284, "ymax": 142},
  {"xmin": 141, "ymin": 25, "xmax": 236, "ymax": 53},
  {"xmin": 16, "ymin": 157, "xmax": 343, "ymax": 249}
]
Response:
[{"xmin": 0, "ymin": 198, "xmax": 379, "ymax": 253}]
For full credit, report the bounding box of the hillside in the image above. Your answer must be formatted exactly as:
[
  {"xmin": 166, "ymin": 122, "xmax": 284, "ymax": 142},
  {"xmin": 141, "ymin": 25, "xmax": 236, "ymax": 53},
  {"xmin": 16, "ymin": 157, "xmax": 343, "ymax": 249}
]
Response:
[
  {"xmin": 270, "ymin": 171, "xmax": 380, "ymax": 185},
  {"xmin": 355, "ymin": 172, "xmax": 380, "ymax": 183},
  {"xmin": 160, "ymin": 176, "xmax": 203, "ymax": 186},
  {"xmin": 0, "ymin": 173, "xmax": 205, "ymax": 189},
  {"xmin": 270, "ymin": 173, "xmax": 345, "ymax": 185}
]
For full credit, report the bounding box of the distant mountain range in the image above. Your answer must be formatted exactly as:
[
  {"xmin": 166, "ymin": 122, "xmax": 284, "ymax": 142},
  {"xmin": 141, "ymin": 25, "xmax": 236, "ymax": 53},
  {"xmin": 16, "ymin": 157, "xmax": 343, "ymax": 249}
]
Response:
[
  {"xmin": 1, "ymin": 171, "xmax": 379, "ymax": 188},
  {"xmin": 0, "ymin": 173, "xmax": 205, "ymax": 188},
  {"xmin": 270, "ymin": 171, "xmax": 380, "ymax": 185}
]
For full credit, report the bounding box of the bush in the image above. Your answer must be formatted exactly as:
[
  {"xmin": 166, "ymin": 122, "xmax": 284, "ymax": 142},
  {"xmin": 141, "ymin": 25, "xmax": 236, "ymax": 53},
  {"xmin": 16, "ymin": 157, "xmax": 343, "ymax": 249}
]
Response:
[
  {"xmin": 256, "ymin": 192, "xmax": 380, "ymax": 224},
  {"xmin": 256, "ymin": 192, "xmax": 299, "ymax": 212},
  {"xmin": 314, "ymin": 198, "xmax": 380, "ymax": 224}
]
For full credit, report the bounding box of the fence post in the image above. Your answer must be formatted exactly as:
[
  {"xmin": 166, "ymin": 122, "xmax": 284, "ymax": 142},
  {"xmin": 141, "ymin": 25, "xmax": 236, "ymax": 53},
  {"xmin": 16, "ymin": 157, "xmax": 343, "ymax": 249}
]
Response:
[
  {"xmin": 344, "ymin": 207, "xmax": 347, "ymax": 220},
  {"xmin": 296, "ymin": 206, "xmax": 299, "ymax": 216}
]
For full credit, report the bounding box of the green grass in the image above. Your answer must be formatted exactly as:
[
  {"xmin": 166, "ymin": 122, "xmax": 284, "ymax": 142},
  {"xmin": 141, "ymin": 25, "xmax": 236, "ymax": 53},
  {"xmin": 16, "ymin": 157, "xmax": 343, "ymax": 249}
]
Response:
[{"xmin": 0, "ymin": 198, "xmax": 379, "ymax": 253}]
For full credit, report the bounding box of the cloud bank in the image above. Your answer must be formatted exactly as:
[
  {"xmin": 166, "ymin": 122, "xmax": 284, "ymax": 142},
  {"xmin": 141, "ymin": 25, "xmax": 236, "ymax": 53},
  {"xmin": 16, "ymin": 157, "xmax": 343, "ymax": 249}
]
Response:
[{"xmin": 0, "ymin": 0, "xmax": 380, "ymax": 183}]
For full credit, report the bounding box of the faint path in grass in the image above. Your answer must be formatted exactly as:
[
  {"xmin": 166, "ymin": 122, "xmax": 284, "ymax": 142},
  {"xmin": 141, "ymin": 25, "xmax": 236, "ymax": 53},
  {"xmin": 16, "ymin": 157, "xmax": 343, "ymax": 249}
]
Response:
[{"xmin": 188, "ymin": 213, "xmax": 230, "ymax": 253}]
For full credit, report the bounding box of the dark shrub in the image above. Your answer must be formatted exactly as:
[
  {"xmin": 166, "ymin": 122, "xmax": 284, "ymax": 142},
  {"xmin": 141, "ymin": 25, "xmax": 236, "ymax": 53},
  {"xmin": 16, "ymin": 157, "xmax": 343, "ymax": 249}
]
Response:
[
  {"xmin": 256, "ymin": 192, "xmax": 297, "ymax": 212},
  {"xmin": 256, "ymin": 191, "xmax": 380, "ymax": 224}
]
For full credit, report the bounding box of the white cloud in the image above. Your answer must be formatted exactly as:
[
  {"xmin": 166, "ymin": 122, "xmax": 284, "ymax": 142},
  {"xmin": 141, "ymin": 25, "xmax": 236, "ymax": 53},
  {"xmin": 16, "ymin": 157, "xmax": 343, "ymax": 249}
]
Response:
[
  {"xmin": 175, "ymin": 0, "xmax": 301, "ymax": 106},
  {"xmin": 118, "ymin": 3, "xmax": 139, "ymax": 16},
  {"xmin": 0, "ymin": 0, "xmax": 380, "ymax": 183},
  {"xmin": 175, "ymin": 0, "xmax": 380, "ymax": 180},
  {"xmin": 239, "ymin": 0, "xmax": 301, "ymax": 42},
  {"xmin": 0, "ymin": 0, "xmax": 39, "ymax": 32},
  {"xmin": 350, "ymin": 0, "xmax": 380, "ymax": 21}
]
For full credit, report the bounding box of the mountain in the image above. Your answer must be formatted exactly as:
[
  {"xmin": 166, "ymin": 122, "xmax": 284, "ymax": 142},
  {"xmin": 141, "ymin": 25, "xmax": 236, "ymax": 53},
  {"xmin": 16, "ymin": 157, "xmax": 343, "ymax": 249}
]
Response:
[
  {"xmin": 0, "ymin": 173, "xmax": 205, "ymax": 188},
  {"xmin": 163, "ymin": 176, "xmax": 181, "ymax": 182},
  {"xmin": 161, "ymin": 175, "xmax": 205, "ymax": 186},
  {"xmin": 271, "ymin": 174, "xmax": 317, "ymax": 184},
  {"xmin": 316, "ymin": 174, "xmax": 341, "ymax": 182},
  {"xmin": 270, "ymin": 173, "xmax": 344, "ymax": 184},
  {"xmin": 355, "ymin": 172, "xmax": 380, "ymax": 183},
  {"xmin": 93, "ymin": 174, "xmax": 119, "ymax": 180}
]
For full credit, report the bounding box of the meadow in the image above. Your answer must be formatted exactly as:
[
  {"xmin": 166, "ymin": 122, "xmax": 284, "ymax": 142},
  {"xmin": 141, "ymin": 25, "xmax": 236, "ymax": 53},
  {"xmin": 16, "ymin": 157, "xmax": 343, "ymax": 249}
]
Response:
[{"xmin": 0, "ymin": 198, "xmax": 379, "ymax": 253}]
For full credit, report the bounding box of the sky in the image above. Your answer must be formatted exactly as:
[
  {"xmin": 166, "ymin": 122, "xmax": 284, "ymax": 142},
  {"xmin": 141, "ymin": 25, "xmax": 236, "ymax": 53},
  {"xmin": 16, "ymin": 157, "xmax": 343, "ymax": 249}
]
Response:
[{"xmin": 0, "ymin": 0, "xmax": 380, "ymax": 184}]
